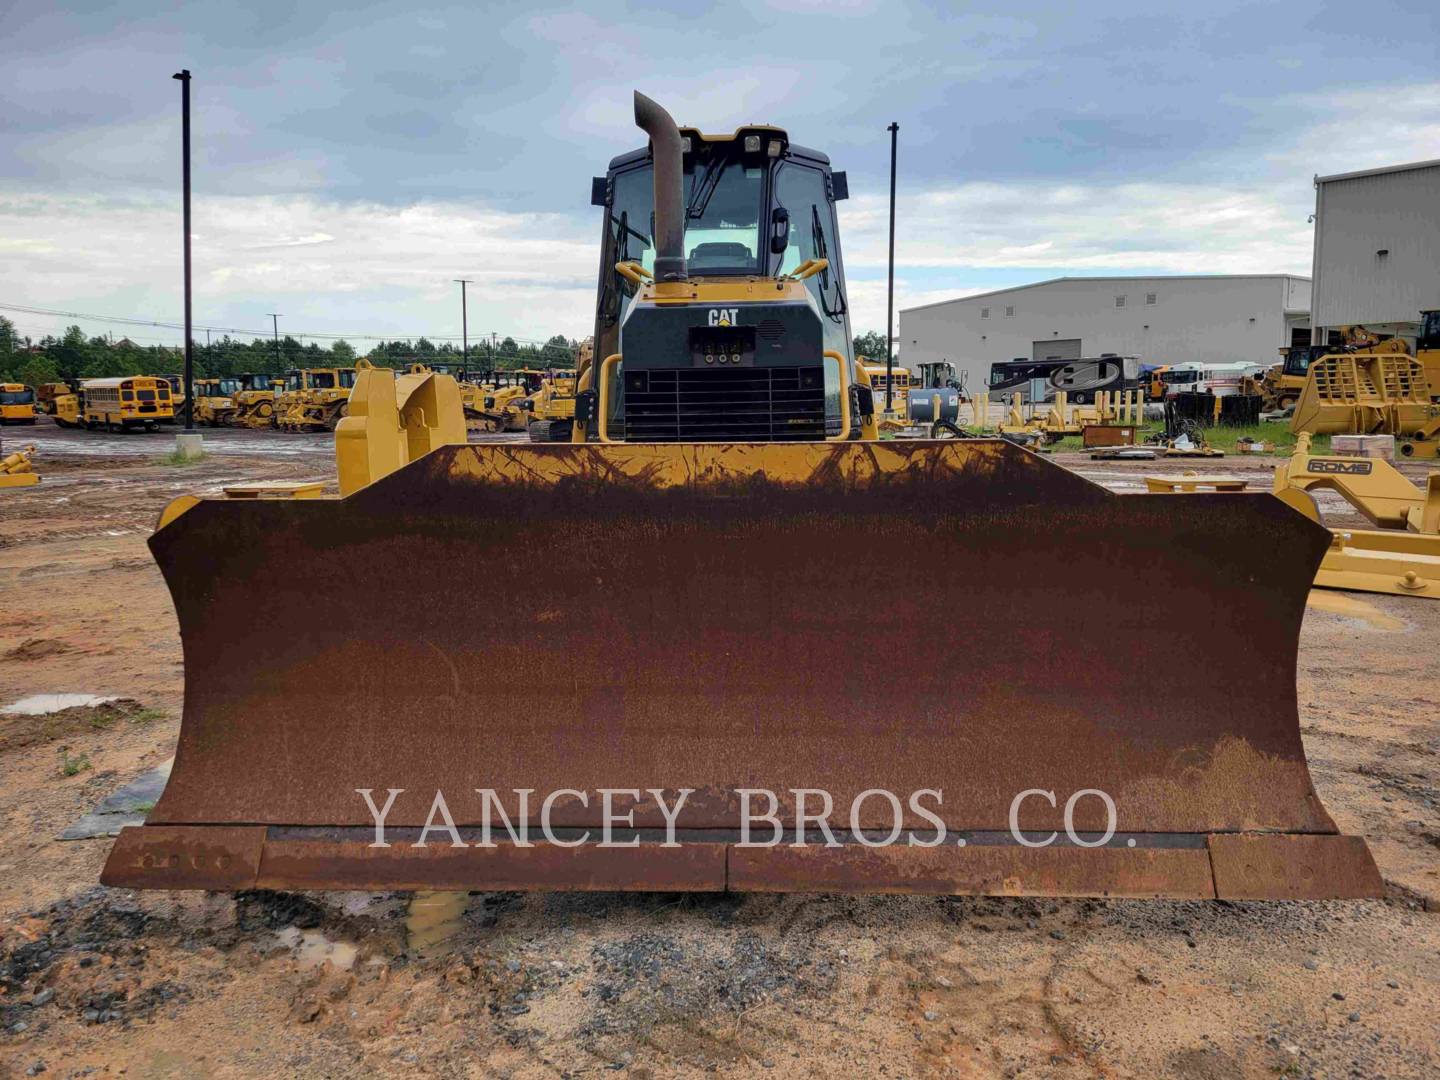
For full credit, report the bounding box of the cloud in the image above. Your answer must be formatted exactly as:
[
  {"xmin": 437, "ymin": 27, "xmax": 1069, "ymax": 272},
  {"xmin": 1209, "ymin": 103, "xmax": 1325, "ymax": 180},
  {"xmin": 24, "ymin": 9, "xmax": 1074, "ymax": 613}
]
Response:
[{"xmin": 0, "ymin": 191, "xmax": 599, "ymax": 343}]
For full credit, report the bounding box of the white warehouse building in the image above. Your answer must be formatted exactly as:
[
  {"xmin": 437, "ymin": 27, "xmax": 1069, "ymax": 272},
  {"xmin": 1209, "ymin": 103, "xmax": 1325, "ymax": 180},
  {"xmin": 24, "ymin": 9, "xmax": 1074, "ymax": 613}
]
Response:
[
  {"xmin": 1311, "ymin": 158, "xmax": 1440, "ymax": 344},
  {"xmin": 899, "ymin": 275, "xmax": 1311, "ymax": 395}
]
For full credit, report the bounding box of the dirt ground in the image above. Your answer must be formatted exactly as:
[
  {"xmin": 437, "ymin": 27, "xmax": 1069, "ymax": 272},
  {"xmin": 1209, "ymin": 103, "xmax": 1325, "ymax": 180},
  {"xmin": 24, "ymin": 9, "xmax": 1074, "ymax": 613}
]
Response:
[{"xmin": 1, "ymin": 420, "xmax": 1437, "ymax": 1079}]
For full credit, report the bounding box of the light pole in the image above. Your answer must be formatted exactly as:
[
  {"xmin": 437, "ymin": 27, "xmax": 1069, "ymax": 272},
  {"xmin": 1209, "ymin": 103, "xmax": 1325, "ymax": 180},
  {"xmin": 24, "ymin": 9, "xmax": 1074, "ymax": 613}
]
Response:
[
  {"xmin": 172, "ymin": 68, "xmax": 202, "ymax": 457},
  {"xmin": 454, "ymin": 279, "xmax": 472, "ymax": 374},
  {"xmin": 885, "ymin": 121, "xmax": 898, "ymax": 417},
  {"xmin": 268, "ymin": 313, "xmax": 282, "ymax": 371}
]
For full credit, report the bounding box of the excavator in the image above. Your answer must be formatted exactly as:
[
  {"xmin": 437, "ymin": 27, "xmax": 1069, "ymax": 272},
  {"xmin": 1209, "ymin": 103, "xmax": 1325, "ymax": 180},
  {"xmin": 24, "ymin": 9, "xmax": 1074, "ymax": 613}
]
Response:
[{"xmin": 101, "ymin": 93, "xmax": 1379, "ymax": 901}]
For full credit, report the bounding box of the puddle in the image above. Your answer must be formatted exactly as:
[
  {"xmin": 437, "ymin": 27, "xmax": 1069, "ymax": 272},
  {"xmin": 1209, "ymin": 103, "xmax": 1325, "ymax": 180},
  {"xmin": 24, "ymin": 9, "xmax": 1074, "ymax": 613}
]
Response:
[
  {"xmin": 3, "ymin": 693, "xmax": 117, "ymax": 715},
  {"xmin": 1305, "ymin": 590, "xmax": 1406, "ymax": 631},
  {"xmin": 405, "ymin": 891, "xmax": 469, "ymax": 956},
  {"xmin": 60, "ymin": 759, "xmax": 174, "ymax": 840},
  {"xmin": 274, "ymin": 926, "xmax": 359, "ymax": 971}
]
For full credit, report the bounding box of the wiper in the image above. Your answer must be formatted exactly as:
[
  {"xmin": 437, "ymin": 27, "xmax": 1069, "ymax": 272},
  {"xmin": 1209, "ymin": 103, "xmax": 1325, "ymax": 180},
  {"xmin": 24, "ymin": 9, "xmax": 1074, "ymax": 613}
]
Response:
[
  {"xmin": 686, "ymin": 154, "xmax": 725, "ymax": 220},
  {"xmin": 809, "ymin": 204, "xmax": 847, "ymax": 320}
]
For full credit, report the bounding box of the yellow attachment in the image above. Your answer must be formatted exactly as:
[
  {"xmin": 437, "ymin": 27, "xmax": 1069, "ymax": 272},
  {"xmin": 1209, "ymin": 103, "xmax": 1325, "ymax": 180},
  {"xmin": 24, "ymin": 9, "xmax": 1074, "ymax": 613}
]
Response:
[
  {"xmin": 1290, "ymin": 351, "xmax": 1435, "ymax": 436},
  {"xmin": 0, "ymin": 444, "xmax": 39, "ymax": 487},
  {"xmin": 1145, "ymin": 474, "xmax": 1249, "ymax": 493},
  {"xmin": 336, "ymin": 364, "xmax": 466, "ymax": 496},
  {"xmin": 1274, "ymin": 433, "xmax": 1438, "ymax": 531},
  {"xmin": 614, "ymin": 261, "xmax": 653, "ymax": 286},
  {"xmin": 787, "ymin": 257, "xmax": 829, "ymax": 282},
  {"xmin": 1274, "ymin": 435, "xmax": 1440, "ymax": 600},
  {"xmin": 222, "ymin": 481, "xmax": 325, "ymax": 500}
]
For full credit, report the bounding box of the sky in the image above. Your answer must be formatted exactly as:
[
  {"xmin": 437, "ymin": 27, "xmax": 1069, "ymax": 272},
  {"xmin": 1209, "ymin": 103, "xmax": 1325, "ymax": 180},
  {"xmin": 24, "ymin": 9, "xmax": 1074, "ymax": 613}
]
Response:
[{"xmin": 2, "ymin": 0, "xmax": 1439, "ymax": 351}]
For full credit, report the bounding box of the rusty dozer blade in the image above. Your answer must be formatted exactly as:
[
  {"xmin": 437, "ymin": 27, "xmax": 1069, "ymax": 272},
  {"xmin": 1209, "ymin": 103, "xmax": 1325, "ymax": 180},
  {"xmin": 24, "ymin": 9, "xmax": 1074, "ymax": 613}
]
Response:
[{"xmin": 103, "ymin": 440, "xmax": 1380, "ymax": 900}]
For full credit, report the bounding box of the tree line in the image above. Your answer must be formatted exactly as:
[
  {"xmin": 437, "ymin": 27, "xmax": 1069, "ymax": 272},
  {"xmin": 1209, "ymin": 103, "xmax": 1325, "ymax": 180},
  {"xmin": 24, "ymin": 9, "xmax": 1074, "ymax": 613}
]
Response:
[
  {"xmin": 1, "ymin": 316, "xmax": 894, "ymax": 388},
  {"xmin": 0, "ymin": 317, "xmax": 579, "ymax": 388}
]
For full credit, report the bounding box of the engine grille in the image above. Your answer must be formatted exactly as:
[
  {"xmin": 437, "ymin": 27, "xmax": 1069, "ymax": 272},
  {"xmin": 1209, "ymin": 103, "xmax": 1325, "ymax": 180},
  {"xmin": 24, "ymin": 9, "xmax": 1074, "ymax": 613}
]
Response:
[{"xmin": 621, "ymin": 366, "xmax": 827, "ymax": 442}]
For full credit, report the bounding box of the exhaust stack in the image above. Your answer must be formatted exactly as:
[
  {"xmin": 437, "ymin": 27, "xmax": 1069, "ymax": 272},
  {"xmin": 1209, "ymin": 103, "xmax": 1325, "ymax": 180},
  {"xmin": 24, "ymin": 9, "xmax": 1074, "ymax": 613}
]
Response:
[{"xmin": 633, "ymin": 91, "xmax": 688, "ymax": 282}]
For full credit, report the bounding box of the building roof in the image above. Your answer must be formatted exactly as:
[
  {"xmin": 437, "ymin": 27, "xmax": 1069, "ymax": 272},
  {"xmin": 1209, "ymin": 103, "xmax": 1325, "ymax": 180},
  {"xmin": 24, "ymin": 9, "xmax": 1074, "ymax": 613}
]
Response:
[
  {"xmin": 900, "ymin": 274, "xmax": 1311, "ymax": 315},
  {"xmin": 1315, "ymin": 158, "xmax": 1440, "ymax": 186}
]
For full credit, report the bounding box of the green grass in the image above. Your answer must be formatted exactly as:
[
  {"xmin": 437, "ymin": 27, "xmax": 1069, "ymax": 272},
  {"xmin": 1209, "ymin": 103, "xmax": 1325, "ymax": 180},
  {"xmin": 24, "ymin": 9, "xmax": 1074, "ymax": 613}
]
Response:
[
  {"xmin": 159, "ymin": 448, "xmax": 208, "ymax": 466},
  {"xmin": 59, "ymin": 749, "xmax": 91, "ymax": 777},
  {"xmin": 125, "ymin": 706, "xmax": 166, "ymax": 725},
  {"xmin": 1035, "ymin": 421, "xmax": 1329, "ymax": 456}
]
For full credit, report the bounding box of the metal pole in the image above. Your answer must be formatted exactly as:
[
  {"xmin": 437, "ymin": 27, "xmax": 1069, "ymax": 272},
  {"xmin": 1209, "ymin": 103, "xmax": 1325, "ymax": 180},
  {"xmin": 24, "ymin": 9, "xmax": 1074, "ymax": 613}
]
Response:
[
  {"xmin": 268, "ymin": 313, "xmax": 282, "ymax": 370},
  {"xmin": 454, "ymin": 279, "xmax": 472, "ymax": 372},
  {"xmin": 173, "ymin": 69, "xmax": 194, "ymax": 430},
  {"xmin": 885, "ymin": 121, "xmax": 898, "ymax": 416}
]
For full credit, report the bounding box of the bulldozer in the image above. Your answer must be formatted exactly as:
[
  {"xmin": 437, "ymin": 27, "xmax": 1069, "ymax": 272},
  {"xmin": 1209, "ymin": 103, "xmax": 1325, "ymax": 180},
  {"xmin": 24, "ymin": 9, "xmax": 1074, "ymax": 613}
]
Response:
[
  {"xmin": 192, "ymin": 377, "xmax": 241, "ymax": 426},
  {"xmin": 525, "ymin": 367, "xmax": 580, "ymax": 442},
  {"xmin": 231, "ymin": 372, "xmax": 284, "ymax": 428},
  {"xmin": 101, "ymin": 92, "xmax": 1379, "ymax": 901},
  {"xmin": 277, "ymin": 367, "xmax": 357, "ymax": 432}
]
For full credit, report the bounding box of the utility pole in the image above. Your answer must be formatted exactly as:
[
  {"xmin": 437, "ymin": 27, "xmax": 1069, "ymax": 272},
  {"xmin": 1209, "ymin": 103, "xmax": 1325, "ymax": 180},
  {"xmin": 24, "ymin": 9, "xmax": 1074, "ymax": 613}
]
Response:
[
  {"xmin": 268, "ymin": 313, "xmax": 282, "ymax": 370},
  {"xmin": 172, "ymin": 68, "xmax": 202, "ymax": 456},
  {"xmin": 885, "ymin": 121, "xmax": 899, "ymax": 417},
  {"xmin": 454, "ymin": 279, "xmax": 472, "ymax": 373}
]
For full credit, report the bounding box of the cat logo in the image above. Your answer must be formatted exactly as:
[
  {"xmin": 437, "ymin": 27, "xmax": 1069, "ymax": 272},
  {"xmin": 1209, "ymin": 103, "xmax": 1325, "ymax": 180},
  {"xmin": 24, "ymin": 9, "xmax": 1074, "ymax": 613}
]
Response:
[
  {"xmin": 707, "ymin": 308, "xmax": 740, "ymax": 327},
  {"xmin": 1310, "ymin": 459, "xmax": 1373, "ymax": 475}
]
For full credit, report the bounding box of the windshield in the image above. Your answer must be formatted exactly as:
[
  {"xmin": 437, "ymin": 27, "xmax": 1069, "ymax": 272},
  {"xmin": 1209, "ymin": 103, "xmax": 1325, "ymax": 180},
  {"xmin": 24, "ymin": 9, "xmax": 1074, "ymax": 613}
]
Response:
[
  {"xmin": 1163, "ymin": 370, "xmax": 1199, "ymax": 384},
  {"xmin": 339, "ymin": 370, "xmax": 356, "ymax": 389},
  {"xmin": 1421, "ymin": 311, "xmax": 1440, "ymax": 346},
  {"xmin": 218, "ymin": 378, "xmax": 242, "ymax": 395},
  {"xmin": 1, "ymin": 388, "xmax": 35, "ymax": 404},
  {"xmin": 683, "ymin": 153, "xmax": 763, "ymax": 273},
  {"xmin": 608, "ymin": 154, "xmax": 763, "ymax": 280}
]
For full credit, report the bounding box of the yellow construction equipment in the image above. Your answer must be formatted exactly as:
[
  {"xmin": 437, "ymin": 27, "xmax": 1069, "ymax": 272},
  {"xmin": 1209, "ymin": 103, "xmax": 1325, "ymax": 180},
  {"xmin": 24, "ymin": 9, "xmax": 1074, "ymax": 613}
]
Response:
[
  {"xmin": 998, "ymin": 389, "xmax": 1144, "ymax": 445},
  {"xmin": 1274, "ymin": 433, "xmax": 1440, "ymax": 599},
  {"xmin": 337, "ymin": 361, "xmax": 467, "ymax": 494},
  {"xmin": 100, "ymin": 91, "xmax": 1380, "ymax": 902},
  {"xmin": 192, "ymin": 377, "xmax": 242, "ymax": 426},
  {"xmin": 525, "ymin": 367, "xmax": 580, "ymax": 442},
  {"xmin": 0, "ymin": 443, "xmax": 39, "ymax": 488},
  {"xmin": 231, "ymin": 372, "xmax": 284, "ymax": 428},
  {"xmin": 34, "ymin": 382, "xmax": 71, "ymax": 416},
  {"xmin": 0, "ymin": 383, "xmax": 38, "ymax": 424},
  {"xmin": 278, "ymin": 368, "xmax": 357, "ymax": 432},
  {"xmin": 1290, "ymin": 346, "xmax": 1437, "ymax": 437}
]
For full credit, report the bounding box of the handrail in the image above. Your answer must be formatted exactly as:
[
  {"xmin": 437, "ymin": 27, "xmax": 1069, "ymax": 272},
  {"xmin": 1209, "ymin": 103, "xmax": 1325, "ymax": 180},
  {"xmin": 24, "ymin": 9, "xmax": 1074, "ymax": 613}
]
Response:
[
  {"xmin": 823, "ymin": 349, "xmax": 851, "ymax": 442},
  {"xmin": 614, "ymin": 261, "xmax": 653, "ymax": 287},
  {"xmin": 788, "ymin": 258, "xmax": 829, "ymax": 282},
  {"xmin": 596, "ymin": 353, "xmax": 623, "ymax": 443}
]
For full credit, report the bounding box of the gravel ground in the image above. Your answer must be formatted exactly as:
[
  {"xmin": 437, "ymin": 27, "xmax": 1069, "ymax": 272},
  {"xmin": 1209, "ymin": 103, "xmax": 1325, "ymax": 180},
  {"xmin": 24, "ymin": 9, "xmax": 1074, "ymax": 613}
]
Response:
[{"xmin": 1, "ymin": 420, "xmax": 1435, "ymax": 1078}]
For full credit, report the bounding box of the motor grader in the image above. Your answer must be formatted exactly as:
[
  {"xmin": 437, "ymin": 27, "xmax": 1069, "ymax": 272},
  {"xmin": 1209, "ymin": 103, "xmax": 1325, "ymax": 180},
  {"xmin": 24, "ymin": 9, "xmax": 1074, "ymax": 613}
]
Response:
[{"xmin": 102, "ymin": 92, "xmax": 1379, "ymax": 902}]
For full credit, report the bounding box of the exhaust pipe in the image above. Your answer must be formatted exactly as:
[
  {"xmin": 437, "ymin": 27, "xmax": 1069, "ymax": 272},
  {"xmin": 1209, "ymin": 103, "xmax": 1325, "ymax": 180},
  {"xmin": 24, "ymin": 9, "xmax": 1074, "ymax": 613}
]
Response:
[{"xmin": 633, "ymin": 91, "xmax": 688, "ymax": 283}]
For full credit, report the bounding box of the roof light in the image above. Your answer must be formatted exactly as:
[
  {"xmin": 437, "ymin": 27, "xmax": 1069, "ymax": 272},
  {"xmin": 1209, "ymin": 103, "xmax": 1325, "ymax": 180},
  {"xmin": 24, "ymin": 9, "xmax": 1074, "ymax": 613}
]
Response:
[
  {"xmin": 744, "ymin": 134, "xmax": 761, "ymax": 153},
  {"xmin": 680, "ymin": 136, "xmax": 692, "ymax": 153},
  {"xmin": 767, "ymin": 139, "xmax": 783, "ymax": 157}
]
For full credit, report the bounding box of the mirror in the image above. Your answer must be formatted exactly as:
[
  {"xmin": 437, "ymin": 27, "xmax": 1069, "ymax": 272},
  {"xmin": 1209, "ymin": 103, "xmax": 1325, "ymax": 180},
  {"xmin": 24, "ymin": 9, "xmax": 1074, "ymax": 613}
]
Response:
[{"xmin": 769, "ymin": 206, "xmax": 790, "ymax": 255}]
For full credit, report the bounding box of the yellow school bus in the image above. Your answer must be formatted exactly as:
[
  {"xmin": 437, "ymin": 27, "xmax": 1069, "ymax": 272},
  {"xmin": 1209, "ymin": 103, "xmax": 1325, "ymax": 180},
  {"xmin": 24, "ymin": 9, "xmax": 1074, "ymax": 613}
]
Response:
[
  {"xmin": 78, "ymin": 376, "xmax": 175, "ymax": 431},
  {"xmin": 0, "ymin": 383, "xmax": 38, "ymax": 424}
]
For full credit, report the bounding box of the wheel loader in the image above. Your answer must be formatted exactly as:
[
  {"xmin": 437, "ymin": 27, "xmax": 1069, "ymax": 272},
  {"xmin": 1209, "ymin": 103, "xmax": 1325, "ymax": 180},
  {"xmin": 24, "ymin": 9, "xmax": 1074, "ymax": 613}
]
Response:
[{"xmin": 101, "ymin": 92, "xmax": 1380, "ymax": 901}]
